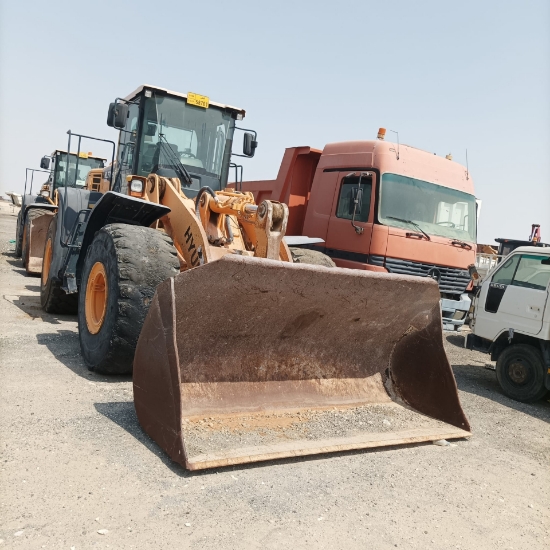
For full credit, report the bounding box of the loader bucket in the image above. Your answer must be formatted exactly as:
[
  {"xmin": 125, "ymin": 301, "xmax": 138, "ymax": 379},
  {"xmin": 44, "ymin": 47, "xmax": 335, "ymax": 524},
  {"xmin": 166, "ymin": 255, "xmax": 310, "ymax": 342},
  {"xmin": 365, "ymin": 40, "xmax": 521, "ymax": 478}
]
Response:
[
  {"xmin": 133, "ymin": 255, "xmax": 470, "ymax": 471},
  {"xmin": 26, "ymin": 212, "xmax": 54, "ymax": 274}
]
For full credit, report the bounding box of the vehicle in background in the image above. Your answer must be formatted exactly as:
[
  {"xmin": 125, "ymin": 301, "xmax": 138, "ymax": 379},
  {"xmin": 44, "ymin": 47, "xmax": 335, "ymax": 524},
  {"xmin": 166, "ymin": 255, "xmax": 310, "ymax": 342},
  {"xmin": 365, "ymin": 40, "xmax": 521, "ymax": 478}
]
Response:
[
  {"xmin": 15, "ymin": 150, "xmax": 106, "ymax": 275},
  {"xmin": 240, "ymin": 130, "xmax": 477, "ymax": 331},
  {"xmin": 466, "ymin": 246, "xmax": 550, "ymax": 402},
  {"xmin": 474, "ymin": 225, "xmax": 548, "ymax": 285}
]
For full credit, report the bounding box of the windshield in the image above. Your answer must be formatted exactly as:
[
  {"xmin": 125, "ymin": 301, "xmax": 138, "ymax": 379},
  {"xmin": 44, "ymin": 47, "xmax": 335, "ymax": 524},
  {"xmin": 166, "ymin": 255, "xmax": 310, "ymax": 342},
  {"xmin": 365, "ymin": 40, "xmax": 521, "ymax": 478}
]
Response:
[
  {"xmin": 54, "ymin": 153, "xmax": 104, "ymax": 190},
  {"xmin": 137, "ymin": 95, "xmax": 233, "ymax": 180},
  {"xmin": 379, "ymin": 173, "xmax": 477, "ymax": 242}
]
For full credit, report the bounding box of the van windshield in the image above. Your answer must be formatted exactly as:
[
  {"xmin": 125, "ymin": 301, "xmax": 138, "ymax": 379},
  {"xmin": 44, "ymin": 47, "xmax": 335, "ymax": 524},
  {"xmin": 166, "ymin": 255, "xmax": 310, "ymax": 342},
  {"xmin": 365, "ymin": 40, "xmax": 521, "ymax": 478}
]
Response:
[{"xmin": 379, "ymin": 173, "xmax": 477, "ymax": 242}]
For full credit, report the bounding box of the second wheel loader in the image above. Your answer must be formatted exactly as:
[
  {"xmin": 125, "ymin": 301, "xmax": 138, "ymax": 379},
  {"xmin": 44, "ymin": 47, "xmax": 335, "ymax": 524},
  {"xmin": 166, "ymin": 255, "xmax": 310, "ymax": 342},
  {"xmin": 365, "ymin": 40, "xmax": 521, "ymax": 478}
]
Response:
[{"xmin": 41, "ymin": 84, "xmax": 471, "ymax": 470}]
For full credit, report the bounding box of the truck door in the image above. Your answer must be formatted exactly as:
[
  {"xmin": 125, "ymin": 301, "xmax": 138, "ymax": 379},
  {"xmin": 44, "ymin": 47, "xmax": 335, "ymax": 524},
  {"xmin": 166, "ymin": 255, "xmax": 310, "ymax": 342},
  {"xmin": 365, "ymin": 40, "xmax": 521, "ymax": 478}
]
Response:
[
  {"xmin": 476, "ymin": 253, "xmax": 550, "ymax": 338},
  {"xmin": 324, "ymin": 172, "xmax": 374, "ymax": 268}
]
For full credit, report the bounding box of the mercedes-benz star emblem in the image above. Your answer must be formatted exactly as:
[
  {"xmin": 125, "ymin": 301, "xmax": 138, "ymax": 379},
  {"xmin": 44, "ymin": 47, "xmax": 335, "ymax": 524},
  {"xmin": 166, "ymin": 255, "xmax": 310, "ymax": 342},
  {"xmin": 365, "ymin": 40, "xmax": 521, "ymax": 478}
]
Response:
[{"xmin": 427, "ymin": 267, "xmax": 441, "ymax": 283}]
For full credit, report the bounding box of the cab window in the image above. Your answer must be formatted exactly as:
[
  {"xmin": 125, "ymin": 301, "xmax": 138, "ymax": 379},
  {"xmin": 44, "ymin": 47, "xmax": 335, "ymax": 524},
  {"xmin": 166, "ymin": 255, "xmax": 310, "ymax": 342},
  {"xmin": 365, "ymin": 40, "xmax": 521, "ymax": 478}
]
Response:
[
  {"xmin": 335, "ymin": 176, "xmax": 372, "ymax": 222},
  {"xmin": 512, "ymin": 255, "xmax": 550, "ymax": 291},
  {"xmin": 492, "ymin": 255, "xmax": 520, "ymax": 285}
]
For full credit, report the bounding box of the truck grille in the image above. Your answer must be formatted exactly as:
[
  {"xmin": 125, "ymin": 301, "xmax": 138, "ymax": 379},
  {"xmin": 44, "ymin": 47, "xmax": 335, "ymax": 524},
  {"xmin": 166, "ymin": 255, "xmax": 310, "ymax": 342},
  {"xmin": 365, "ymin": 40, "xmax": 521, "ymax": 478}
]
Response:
[{"xmin": 383, "ymin": 257, "xmax": 470, "ymax": 296}]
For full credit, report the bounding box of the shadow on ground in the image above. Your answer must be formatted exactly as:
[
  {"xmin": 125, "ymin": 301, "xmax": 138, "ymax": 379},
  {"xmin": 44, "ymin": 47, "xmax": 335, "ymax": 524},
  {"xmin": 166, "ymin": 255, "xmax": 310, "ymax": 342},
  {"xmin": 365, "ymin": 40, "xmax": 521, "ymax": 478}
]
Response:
[
  {"xmin": 453, "ymin": 363, "xmax": 550, "ymax": 423},
  {"xmin": 445, "ymin": 333, "xmax": 550, "ymax": 422},
  {"xmin": 36, "ymin": 330, "xmax": 130, "ymax": 384},
  {"xmin": 3, "ymin": 293, "xmax": 68, "ymax": 324}
]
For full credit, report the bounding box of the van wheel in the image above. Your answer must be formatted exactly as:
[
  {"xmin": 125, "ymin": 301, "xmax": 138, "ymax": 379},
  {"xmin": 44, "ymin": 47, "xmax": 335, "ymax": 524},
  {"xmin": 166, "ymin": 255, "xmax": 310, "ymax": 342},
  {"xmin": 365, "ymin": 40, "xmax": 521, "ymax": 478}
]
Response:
[
  {"xmin": 78, "ymin": 224, "xmax": 179, "ymax": 375},
  {"xmin": 496, "ymin": 344, "xmax": 547, "ymax": 403},
  {"xmin": 289, "ymin": 247, "xmax": 335, "ymax": 268}
]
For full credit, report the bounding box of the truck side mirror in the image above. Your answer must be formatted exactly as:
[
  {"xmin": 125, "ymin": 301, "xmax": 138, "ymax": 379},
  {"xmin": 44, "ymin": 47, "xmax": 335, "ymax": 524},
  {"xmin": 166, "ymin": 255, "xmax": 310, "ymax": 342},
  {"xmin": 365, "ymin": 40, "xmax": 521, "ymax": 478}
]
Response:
[
  {"xmin": 40, "ymin": 156, "xmax": 50, "ymax": 170},
  {"xmin": 243, "ymin": 132, "xmax": 258, "ymax": 157},
  {"xmin": 107, "ymin": 102, "xmax": 129, "ymax": 129},
  {"xmin": 350, "ymin": 187, "xmax": 363, "ymax": 215}
]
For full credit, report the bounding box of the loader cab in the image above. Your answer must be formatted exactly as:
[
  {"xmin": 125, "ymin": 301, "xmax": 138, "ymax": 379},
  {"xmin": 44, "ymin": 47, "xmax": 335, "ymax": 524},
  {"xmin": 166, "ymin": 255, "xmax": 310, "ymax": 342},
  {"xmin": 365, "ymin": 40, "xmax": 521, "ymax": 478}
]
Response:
[
  {"xmin": 46, "ymin": 150, "xmax": 106, "ymax": 195},
  {"xmin": 108, "ymin": 85, "xmax": 250, "ymax": 199}
]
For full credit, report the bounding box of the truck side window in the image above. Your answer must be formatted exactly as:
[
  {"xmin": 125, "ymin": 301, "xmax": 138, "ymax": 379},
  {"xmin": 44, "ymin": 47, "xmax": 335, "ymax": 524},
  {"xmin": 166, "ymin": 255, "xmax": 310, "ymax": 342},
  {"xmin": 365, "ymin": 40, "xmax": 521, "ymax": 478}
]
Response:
[
  {"xmin": 335, "ymin": 176, "xmax": 371, "ymax": 222},
  {"xmin": 492, "ymin": 255, "xmax": 520, "ymax": 285},
  {"xmin": 511, "ymin": 255, "xmax": 550, "ymax": 291}
]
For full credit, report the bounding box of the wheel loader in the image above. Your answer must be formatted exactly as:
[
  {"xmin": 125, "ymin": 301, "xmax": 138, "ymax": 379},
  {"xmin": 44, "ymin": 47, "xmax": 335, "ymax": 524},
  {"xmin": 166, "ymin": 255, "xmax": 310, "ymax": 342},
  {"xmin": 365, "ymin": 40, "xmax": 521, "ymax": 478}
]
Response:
[
  {"xmin": 17, "ymin": 149, "xmax": 106, "ymax": 276},
  {"xmin": 41, "ymin": 84, "xmax": 471, "ymax": 470}
]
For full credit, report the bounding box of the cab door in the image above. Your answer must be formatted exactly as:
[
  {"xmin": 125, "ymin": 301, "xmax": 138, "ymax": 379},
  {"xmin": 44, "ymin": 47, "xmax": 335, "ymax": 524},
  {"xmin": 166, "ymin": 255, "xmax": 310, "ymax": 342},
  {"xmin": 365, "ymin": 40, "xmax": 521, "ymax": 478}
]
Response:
[
  {"xmin": 476, "ymin": 253, "xmax": 550, "ymax": 338},
  {"xmin": 324, "ymin": 171, "xmax": 375, "ymax": 267}
]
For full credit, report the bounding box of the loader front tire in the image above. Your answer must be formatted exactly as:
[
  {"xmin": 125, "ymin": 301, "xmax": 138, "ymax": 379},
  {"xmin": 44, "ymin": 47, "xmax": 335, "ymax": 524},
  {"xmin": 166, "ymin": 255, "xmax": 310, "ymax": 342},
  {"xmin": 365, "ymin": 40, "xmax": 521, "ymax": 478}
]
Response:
[
  {"xmin": 22, "ymin": 208, "xmax": 52, "ymax": 272},
  {"xmin": 40, "ymin": 215, "xmax": 78, "ymax": 314},
  {"xmin": 78, "ymin": 224, "xmax": 179, "ymax": 375},
  {"xmin": 289, "ymin": 247, "xmax": 336, "ymax": 268},
  {"xmin": 496, "ymin": 344, "xmax": 547, "ymax": 403}
]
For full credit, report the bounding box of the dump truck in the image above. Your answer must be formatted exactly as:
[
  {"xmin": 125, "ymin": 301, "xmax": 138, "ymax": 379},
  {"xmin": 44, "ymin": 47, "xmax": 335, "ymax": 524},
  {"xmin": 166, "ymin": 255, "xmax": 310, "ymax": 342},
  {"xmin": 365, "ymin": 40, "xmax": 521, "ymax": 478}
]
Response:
[
  {"xmin": 240, "ymin": 134, "xmax": 478, "ymax": 331},
  {"xmin": 16, "ymin": 150, "xmax": 106, "ymax": 275},
  {"xmin": 466, "ymin": 246, "xmax": 550, "ymax": 402},
  {"xmin": 41, "ymin": 85, "xmax": 471, "ymax": 470}
]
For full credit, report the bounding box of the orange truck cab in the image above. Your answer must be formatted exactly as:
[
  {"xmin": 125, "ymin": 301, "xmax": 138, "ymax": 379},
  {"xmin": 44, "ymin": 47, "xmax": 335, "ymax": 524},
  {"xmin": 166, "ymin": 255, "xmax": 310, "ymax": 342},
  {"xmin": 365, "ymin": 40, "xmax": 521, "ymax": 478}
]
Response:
[{"xmin": 241, "ymin": 136, "xmax": 477, "ymax": 331}]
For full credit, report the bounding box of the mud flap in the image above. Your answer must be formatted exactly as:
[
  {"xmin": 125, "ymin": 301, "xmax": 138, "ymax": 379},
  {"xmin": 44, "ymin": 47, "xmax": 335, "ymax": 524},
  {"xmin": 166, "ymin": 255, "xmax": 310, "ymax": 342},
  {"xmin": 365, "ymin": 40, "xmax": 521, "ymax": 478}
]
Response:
[{"xmin": 133, "ymin": 255, "xmax": 470, "ymax": 470}]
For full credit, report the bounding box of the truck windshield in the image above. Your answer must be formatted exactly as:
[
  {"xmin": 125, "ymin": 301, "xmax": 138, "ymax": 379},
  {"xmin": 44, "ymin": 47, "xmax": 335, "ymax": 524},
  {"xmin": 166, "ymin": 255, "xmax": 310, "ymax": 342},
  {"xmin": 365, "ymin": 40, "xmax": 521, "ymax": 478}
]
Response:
[
  {"xmin": 55, "ymin": 153, "xmax": 104, "ymax": 190},
  {"xmin": 137, "ymin": 94, "xmax": 233, "ymax": 180},
  {"xmin": 379, "ymin": 173, "xmax": 477, "ymax": 242}
]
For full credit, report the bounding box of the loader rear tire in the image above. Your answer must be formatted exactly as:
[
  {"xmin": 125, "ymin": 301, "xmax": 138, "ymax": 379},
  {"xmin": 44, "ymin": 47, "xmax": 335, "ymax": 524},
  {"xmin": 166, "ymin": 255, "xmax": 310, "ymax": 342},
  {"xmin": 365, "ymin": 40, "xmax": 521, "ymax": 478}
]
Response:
[
  {"xmin": 40, "ymin": 215, "xmax": 78, "ymax": 314},
  {"xmin": 496, "ymin": 344, "xmax": 548, "ymax": 403},
  {"xmin": 78, "ymin": 224, "xmax": 179, "ymax": 375},
  {"xmin": 22, "ymin": 208, "xmax": 52, "ymax": 272},
  {"xmin": 289, "ymin": 247, "xmax": 336, "ymax": 268}
]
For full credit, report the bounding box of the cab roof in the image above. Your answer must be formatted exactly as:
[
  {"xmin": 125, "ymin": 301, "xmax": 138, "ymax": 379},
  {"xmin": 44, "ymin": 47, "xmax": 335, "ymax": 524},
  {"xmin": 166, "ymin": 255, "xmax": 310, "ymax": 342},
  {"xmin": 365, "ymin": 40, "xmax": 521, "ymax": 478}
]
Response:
[
  {"xmin": 51, "ymin": 150, "xmax": 106, "ymax": 161},
  {"xmin": 509, "ymin": 245, "xmax": 550, "ymax": 255},
  {"xmin": 124, "ymin": 84, "xmax": 246, "ymax": 118}
]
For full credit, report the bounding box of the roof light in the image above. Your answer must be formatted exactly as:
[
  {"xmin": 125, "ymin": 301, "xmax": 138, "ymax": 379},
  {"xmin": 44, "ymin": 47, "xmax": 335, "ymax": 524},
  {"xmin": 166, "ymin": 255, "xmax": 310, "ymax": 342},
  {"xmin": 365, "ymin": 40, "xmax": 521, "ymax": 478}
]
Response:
[
  {"xmin": 445, "ymin": 153, "xmax": 453, "ymax": 161},
  {"xmin": 377, "ymin": 128, "xmax": 386, "ymax": 140}
]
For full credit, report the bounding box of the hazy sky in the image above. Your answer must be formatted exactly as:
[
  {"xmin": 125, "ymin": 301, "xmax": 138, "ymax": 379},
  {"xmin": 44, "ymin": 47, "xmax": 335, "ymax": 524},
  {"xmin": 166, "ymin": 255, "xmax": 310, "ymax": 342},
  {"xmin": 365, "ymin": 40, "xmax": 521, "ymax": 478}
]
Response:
[{"xmin": 1, "ymin": 0, "xmax": 548, "ymax": 243}]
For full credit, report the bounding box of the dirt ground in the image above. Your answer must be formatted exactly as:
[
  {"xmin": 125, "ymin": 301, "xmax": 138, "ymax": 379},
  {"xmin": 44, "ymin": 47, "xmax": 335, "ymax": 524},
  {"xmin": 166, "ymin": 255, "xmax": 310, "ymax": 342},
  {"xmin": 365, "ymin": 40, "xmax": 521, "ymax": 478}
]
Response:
[{"xmin": 0, "ymin": 201, "xmax": 548, "ymax": 549}]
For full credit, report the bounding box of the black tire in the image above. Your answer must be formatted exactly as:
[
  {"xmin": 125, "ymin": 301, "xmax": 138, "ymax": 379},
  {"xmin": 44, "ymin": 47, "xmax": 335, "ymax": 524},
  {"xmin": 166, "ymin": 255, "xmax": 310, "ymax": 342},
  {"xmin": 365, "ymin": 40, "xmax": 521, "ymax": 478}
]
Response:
[
  {"xmin": 496, "ymin": 344, "xmax": 548, "ymax": 403},
  {"xmin": 15, "ymin": 210, "xmax": 23, "ymax": 257},
  {"xmin": 78, "ymin": 224, "xmax": 179, "ymax": 375},
  {"xmin": 40, "ymin": 215, "xmax": 78, "ymax": 314},
  {"xmin": 22, "ymin": 208, "xmax": 52, "ymax": 270},
  {"xmin": 290, "ymin": 247, "xmax": 336, "ymax": 268}
]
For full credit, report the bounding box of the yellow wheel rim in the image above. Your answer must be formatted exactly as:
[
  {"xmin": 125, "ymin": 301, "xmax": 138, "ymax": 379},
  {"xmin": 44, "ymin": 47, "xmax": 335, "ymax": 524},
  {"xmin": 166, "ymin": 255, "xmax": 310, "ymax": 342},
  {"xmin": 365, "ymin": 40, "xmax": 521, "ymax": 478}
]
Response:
[
  {"xmin": 85, "ymin": 262, "xmax": 108, "ymax": 334},
  {"xmin": 42, "ymin": 238, "xmax": 52, "ymax": 286}
]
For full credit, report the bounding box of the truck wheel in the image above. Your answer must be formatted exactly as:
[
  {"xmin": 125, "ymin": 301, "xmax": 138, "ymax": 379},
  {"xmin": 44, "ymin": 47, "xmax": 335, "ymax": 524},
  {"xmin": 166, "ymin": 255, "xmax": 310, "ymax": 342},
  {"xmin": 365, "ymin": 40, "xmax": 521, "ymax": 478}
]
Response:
[
  {"xmin": 496, "ymin": 344, "xmax": 547, "ymax": 403},
  {"xmin": 40, "ymin": 215, "xmax": 78, "ymax": 314},
  {"xmin": 78, "ymin": 224, "xmax": 179, "ymax": 375},
  {"xmin": 15, "ymin": 210, "xmax": 23, "ymax": 257},
  {"xmin": 290, "ymin": 247, "xmax": 335, "ymax": 268},
  {"xmin": 22, "ymin": 208, "xmax": 52, "ymax": 271}
]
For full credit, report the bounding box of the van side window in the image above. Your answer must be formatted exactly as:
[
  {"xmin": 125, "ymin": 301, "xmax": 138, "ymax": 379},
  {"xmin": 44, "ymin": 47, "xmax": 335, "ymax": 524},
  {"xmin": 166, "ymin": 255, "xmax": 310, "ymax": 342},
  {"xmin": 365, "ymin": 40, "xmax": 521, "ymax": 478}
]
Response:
[
  {"xmin": 335, "ymin": 176, "xmax": 372, "ymax": 222},
  {"xmin": 492, "ymin": 255, "xmax": 520, "ymax": 285},
  {"xmin": 511, "ymin": 255, "xmax": 550, "ymax": 291}
]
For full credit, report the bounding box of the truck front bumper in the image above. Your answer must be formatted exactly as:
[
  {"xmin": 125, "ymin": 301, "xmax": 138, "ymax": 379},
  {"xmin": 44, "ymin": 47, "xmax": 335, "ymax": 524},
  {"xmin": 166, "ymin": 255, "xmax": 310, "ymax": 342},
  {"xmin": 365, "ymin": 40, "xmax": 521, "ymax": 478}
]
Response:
[{"xmin": 441, "ymin": 294, "xmax": 471, "ymax": 332}]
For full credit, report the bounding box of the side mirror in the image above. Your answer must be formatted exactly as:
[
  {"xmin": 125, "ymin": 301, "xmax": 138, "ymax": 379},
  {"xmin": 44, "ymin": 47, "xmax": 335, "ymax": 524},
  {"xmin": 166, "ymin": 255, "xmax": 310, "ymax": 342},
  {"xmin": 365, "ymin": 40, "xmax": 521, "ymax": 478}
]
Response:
[
  {"xmin": 243, "ymin": 132, "xmax": 258, "ymax": 157},
  {"xmin": 40, "ymin": 156, "xmax": 50, "ymax": 170},
  {"xmin": 350, "ymin": 187, "xmax": 363, "ymax": 215},
  {"xmin": 106, "ymin": 102, "xmax": 129, "ymax": 129}
]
